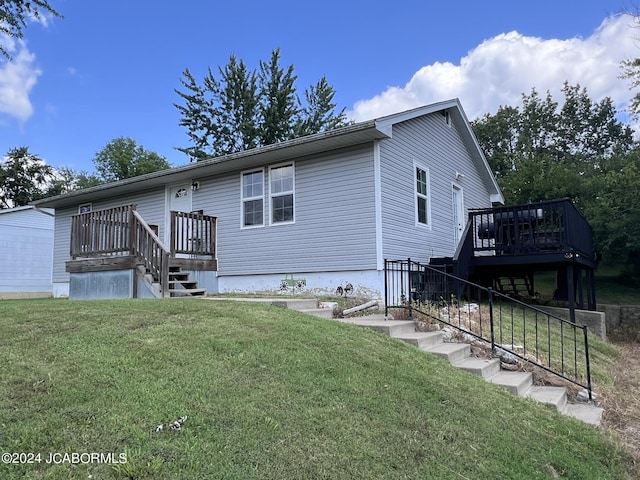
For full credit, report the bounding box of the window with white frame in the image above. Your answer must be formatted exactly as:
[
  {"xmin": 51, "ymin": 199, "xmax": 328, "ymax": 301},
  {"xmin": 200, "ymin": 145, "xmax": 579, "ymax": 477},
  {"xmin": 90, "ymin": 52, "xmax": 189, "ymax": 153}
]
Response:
[
  {"xmin": 242, "ymin": 169, "xmax": 264, "ymax": 227},
  {"xmin": 415, "ymin": 165, "xmax": 430, "ymax": 226},
  {"xmin": 270, "ymin": 163, "xmax": 294, "ymax": 224}
]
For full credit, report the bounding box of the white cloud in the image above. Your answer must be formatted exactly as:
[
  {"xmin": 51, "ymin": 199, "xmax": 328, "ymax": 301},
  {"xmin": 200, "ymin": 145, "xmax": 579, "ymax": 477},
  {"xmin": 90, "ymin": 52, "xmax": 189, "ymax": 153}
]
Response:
[
  {"xmin": 0, "ymin": 36, "xmax": 41, "ymax": 123},
  {"xmin": 350, "ymin": 14, "xmax": 639, "ymax": 122}
]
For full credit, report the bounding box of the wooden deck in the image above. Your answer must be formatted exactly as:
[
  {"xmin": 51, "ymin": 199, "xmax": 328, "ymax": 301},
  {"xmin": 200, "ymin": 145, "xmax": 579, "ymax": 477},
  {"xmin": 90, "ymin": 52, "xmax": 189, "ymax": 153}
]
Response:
[
  {"xmin": 67, "ymin": 204, "xmax": 217, "ymax": 297},
  {"xmin": 432, "ymin": 199, "xmax": 597, "ymax": 311}
]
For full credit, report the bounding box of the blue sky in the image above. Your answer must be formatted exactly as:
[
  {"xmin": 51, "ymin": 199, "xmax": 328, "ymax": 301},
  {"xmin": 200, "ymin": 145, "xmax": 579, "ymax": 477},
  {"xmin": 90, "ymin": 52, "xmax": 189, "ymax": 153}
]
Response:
[{"xmin": 0, "ymin": 0, "xmax": 634, "ymax": 173}]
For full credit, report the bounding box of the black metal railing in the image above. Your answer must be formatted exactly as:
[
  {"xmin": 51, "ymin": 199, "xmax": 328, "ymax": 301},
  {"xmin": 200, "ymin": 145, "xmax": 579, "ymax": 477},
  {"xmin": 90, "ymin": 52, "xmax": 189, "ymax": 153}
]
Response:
[
  {"xmin": 384, "ymin": 258, "xmax": 593, "ymax": 400},
  {"xmin": 469, "ymin": 198, "xmax": 593, "ymax": 258}
]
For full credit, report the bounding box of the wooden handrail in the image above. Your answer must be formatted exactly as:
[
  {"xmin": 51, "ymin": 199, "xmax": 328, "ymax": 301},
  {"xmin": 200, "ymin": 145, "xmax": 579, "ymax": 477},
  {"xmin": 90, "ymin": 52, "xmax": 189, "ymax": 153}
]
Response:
[
  {"xmin": 131, "ymin": 211, "xmax": 170, "ymax": 297},
  {"xmin": 70, "ymin": 204, "xmax": 171, "ymax": 297}
]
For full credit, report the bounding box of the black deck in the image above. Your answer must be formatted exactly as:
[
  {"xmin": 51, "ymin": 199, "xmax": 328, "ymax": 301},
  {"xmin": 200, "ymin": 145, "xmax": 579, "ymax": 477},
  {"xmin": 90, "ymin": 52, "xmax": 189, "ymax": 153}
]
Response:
[{"xmin": 431, "ymin": 199, "xmax": 597, "ymax": 311}]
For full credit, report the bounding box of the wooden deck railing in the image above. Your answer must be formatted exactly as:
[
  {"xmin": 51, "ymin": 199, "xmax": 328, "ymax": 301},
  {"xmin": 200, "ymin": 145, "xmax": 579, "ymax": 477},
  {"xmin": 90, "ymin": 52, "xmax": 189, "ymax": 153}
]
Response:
[
  {"xmin": 468, "ymin": 199, "xmax": 593, "ymax": 259},
  {"xmin": 70, "ymin": 205, "xmax": 218, "ymax": 297},
  {"xmin": 70, "ymin": 204, "xmax": 133, "ymax": 258},
  {"xmin": 170, "ymin": 210, "xmax": 216, "ymax": 257}
]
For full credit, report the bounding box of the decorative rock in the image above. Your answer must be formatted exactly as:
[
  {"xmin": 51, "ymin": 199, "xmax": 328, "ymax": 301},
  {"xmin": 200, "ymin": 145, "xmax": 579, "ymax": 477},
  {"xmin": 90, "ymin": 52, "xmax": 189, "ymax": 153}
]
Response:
[{"xmin": 577, "ymin": 389, "xmax": 597, "ymax": 402}]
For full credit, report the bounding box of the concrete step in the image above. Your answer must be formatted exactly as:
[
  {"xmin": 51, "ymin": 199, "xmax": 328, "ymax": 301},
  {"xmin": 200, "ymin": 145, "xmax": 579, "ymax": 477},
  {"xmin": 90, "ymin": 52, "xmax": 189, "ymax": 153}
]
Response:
[
  {"xmin": 169, "ymin": 288, "xmax": 207, "ymax": 297},
  {"xmin": 489, "ymin": 371, "xmax": 533, "ymax": 396},
  {"xmin": 299, "ymin": 308, "xmax": 335, "ymax": 319},
  {"xmin": 454, "ymin": 357, "xmax": 501, "ymax": 379},
  {"xmin": 271, "ymin": 298, "xmax": 319, "ymax": 311},
  {"xmin": 394, "ymin": 331, "xmax": 444, "ymax": 350},
  {"xmin": 339, "ymin": 317, "xmax": 416, "ymax": 337},
  {"xmin": 525, "ymin": 386, "xmax": 568, "ymax": 412},
  {"xmin": 425, "ymin": 343, "xmax": 471, "ymax": 364},
  {"xmin": 564, "ymin": 403, "xmax": 604, "ymax": 426}
]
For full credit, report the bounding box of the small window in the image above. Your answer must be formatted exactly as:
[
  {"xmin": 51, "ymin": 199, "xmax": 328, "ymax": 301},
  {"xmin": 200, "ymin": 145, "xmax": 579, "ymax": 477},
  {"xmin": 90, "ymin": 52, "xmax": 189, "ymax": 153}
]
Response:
[
  {"xmin": 79, "ymin": 203, "xmax": 92, "ymax": 214},
  {"xmin": 241, "ymin": 169, "xmax": 264, "ymax": 227},
  {"xmin": 270, "ymin": 163, "xmax": 294, "ymax": 224},
  {"xmin": 415, "ymin": 165, "xmax": 430, "ymax": 226}
]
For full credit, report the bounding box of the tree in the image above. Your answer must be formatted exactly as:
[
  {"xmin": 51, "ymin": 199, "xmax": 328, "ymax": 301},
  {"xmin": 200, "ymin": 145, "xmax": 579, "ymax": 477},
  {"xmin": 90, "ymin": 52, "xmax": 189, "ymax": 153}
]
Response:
[
  {"xmin": 175, "ymin": 48, "xmax": 348, "ymax": 161},
  {"xmin": 0, "ymin": 146, "xmax": 55, "ymax": 208},
  {"xmin": 93, "ymin": 137, "xmax": 170, "ymax": 183},
  {"xmin": 472, "ymin": 83, "xmax": 634, "ymax": 205},
  {"xmin": 258, "ymin": 48, "xmax": 298, "ymax": 145},
  {"xmin": 295, "ymin": 76, "xmax": 347, "ymax": 137},
  {"xmin": 472, "ymin": 83, "xmax": 637, "ymax": 273},
  {"xmin": 0, "ymin": 0, "xmax": 62, "ymax": 60}
]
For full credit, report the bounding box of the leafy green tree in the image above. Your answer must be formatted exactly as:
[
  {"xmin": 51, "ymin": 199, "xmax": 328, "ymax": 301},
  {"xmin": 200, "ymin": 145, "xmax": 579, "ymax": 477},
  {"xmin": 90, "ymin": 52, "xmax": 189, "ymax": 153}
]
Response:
[
  {"xmin": 175, "ymin": 48, "xmax": 348, "ymax": 161},
  {"xmin": 41, "ymin": 167, "xmax": 101, "ymax": 198},
  {"xmin": 93, "ymin": 137, "xmax": 170, "ymax": 183},
  {"xmin": 295, "ymin": 76, "xmax": 348, "ymax": 137},
  {"xmin": 0, "ymin": 146, "xmax": 55, "ymax": 207},
  {"xmin": 472, "ymin": 83, "xmax": 634, "ymax": 205},
  {"xmin": 473, "ymin": 83, "xmax": 637, "ymax": 274},
  {"xmin": 0, "ymin": 0, "xmax": 62, "ymax": 59}
]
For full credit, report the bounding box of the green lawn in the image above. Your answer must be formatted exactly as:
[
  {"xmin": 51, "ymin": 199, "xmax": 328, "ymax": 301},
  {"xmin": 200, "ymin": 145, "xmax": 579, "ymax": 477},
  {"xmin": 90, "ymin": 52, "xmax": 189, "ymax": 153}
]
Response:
[
  {"xmin": 533, "ymin": 265, "xmax": 640, "ymax": 306},
  {"xmin": 0, "ymin": 298, "xmax": 633, "ymax": 479}
]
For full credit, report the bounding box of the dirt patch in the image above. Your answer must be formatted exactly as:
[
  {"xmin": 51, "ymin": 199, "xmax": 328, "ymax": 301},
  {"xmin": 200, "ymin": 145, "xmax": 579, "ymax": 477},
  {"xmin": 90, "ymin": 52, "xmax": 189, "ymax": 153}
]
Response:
[{"xmin": 599, "ymin": 328, "xmax": 640, "ymax": 471}]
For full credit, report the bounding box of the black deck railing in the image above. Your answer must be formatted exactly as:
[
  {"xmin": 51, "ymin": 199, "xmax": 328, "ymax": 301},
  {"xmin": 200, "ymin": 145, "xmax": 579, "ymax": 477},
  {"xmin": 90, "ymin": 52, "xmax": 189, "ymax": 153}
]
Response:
[
  {"xmin": 470, "ymin": 198, "xmax": 593, "ymax": 258},
  {"xmin": 384, "ymin": 258, "xmax": 593, "ymax": 400}
]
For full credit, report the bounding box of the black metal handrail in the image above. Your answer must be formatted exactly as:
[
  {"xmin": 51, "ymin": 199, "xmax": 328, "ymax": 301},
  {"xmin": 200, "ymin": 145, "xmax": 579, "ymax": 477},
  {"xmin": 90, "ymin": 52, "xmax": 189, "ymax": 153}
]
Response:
[{"xmin": 384, "ymin": 258, "xmax": 593, "ymax": 400}]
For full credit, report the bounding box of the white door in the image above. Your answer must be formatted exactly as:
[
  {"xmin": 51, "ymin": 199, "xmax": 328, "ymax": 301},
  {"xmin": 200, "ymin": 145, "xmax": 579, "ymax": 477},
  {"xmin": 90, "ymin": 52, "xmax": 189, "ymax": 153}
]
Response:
[
  {"xmin": 169, "ymin": 184, "xmax": 192, "ymax": 213},
  {"xmin": 452, "ymin": 184, "xmax": 465, "ymax": 246},
  {"xmin": 167, "ymin": 184, "xmax": 193, "ymax": 253}
]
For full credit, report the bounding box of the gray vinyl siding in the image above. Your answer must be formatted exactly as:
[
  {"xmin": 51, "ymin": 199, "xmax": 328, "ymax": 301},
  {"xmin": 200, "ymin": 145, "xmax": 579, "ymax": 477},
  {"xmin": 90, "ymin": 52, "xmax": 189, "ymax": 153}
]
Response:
[
  {"xmin": 380, "ymin": 113, "xmax": 493, "ymax": 263},
  {"xmin": 193, "ymin": 145, "xmax": 378, "ymax": 276},
  {"xmin": 0, "ymin": 209, "xmax": 54, "ymax": 292},
  {"xmin": 52, "ymin": 188, "xmax": 167, "ymax": 283}
]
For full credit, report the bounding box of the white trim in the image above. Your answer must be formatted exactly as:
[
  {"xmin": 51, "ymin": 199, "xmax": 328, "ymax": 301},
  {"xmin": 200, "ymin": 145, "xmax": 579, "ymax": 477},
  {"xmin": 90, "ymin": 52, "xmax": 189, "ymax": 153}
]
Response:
[
  {"xmin": 240, "ymin": 167, "xmax": 265, "ymax": 229},
  {"xmin": 373, "ymin": 141, "xmax": 384, "ymax": 270},
  {"xmin": 451, "ymin": 181, "xmax": 465, "ymax": 247},
  {"xmin": 164, "ymin": 181, "xmax": 193, "ymax": 244},
  {"xmin": 268, "ymin": 161, "xmax": 295, "ymax": 226},
  {"xmin": 414, "ymin": 160, "xmax": 432, "ymax": 229}
]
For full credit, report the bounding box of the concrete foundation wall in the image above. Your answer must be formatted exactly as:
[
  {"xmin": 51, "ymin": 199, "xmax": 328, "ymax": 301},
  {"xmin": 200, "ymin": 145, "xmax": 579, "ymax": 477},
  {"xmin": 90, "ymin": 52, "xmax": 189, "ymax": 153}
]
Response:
[
  {"xmin": 539, "ymin": 306, "xmax": 607, "ymax": 340},
  {"xmin": 69, "ymin": 270, "xmax": 134, "ymax": 300}
]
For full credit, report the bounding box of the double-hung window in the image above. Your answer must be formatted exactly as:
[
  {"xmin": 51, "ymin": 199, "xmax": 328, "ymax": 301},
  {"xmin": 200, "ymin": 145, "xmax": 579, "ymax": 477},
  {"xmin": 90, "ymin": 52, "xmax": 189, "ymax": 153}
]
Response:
[
  {"xmin": 270, "ymin": 163, "xmax": 294, "ymax": 224},
  {"xmin": 242, "ymin": 169, "xmax": 264, "ymax": 227},
  {"xmin": 415, "ymin": 164, "xmax": 430, "ymax": 226}
]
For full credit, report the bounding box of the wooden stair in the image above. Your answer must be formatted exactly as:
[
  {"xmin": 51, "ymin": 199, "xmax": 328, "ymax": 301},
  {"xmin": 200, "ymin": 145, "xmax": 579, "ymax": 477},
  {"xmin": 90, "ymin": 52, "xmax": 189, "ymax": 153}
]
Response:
[{"xmin": 168, "ymin": 266, "xmax": 206, "ymax": 297}]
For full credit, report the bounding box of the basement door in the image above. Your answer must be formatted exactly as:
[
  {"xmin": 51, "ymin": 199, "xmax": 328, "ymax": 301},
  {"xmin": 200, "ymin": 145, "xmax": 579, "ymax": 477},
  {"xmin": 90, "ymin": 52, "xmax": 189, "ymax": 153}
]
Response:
[{"xmin": 452, "ymin": 184, "xmax": 465, "ymax": 247}]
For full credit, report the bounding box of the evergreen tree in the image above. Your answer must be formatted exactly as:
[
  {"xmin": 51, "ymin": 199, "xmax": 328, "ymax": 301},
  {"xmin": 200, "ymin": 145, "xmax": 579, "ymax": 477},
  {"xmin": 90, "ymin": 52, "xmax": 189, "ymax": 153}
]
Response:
[
  {"xmin": 175, "ymin": 49, "xmax": 348, "ymax": 161},
  {"xmin": 295, "ymin": 76, "xmax": 347, "ymax": 137},
  {"xmin": 258, "ymin": 48, "xmax": 298, "ymax": 145}
]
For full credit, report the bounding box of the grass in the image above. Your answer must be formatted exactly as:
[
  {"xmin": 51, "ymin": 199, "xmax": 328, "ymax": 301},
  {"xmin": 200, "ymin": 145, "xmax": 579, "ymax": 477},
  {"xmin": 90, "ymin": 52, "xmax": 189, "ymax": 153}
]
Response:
[
  {"xmin": 0, "ymin": 298, "xmax": 633, "ymax": 479},
  {"xmin": 533, "ymin": 265, "xmax": 640, "ymax": 306}
]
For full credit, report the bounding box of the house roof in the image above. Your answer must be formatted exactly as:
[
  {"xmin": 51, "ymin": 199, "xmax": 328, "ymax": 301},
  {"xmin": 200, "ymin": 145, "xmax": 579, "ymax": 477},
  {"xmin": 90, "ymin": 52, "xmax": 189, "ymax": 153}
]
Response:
[
  {"xmin": 32, "ymin": 99, "xmax": 503, "ymax": 208},
  {"xmin": 0, "ymin": 205, "xmax": 54, "ymax": 216}
]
